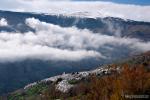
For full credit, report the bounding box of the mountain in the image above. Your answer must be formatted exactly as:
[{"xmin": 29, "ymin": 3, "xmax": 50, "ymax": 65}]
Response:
[
  {"xmin": 0, "ymin": 10, "xmax": 150, "ymax": 41},
  {"xmin": 4, "ymin": 51, "xmax": 150, "ymax": 100},
  {"xmin": 0, "ymin": 10, "xmax": 150, "ymax": 95}
]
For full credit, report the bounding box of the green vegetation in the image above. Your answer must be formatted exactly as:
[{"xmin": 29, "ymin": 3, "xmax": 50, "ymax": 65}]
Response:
[
  {"xmin": 68, "ymin": 79, "xmax": 79, "ymax": 85},
  {"xmin": 8, "ymin": 83, "xmax": 50, "ymax": 100}
]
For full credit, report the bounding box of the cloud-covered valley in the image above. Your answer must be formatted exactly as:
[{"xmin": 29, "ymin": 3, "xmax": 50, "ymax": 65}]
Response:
[{"xmin": 0, "ymin": 17, "xmax": 150, "ymax": 62}]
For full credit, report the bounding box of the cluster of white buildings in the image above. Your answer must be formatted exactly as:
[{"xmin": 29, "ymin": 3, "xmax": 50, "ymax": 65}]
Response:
[{"xmin": 24, "ymin": 65, "xmax": 121, "ymax": 92}]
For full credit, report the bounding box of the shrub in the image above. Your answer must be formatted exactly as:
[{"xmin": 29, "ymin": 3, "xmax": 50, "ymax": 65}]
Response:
[{"xmin": 68, "ymin": 79, "xmax": 79, "ymax": 85}]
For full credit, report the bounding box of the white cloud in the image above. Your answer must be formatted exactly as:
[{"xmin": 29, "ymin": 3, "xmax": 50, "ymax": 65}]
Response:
[
  {"xmin": 0, "ymin": 18, "xmax": 103, "ymax": 62},
  {"xmin": 25, "ymin": 18, "xmax": 150, "ymax": 51},
  {"xmin": 0, "ymin": 18, "xmax": 8, "ymax": 27},
  {"xmin": 0, "ymin": 18, "xmax": 149, "ymax": 62},
  {"xmin": 0, "ymin": 1, "xmax": 150, "ymax": 22}
]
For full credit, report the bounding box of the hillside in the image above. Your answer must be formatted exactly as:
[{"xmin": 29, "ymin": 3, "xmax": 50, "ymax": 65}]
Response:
[
  {"xmin": 0, "ymin": 10, "xmax": 150, "ymax": 95},
  {"xmin": 3, "ymin": 51, "xmax": 150, "ymax": 100}
]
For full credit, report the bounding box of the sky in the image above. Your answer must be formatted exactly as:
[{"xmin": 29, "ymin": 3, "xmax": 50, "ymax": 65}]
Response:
[
  {"xmin": 77, "ymin": 0, "xmax": 150, "ymax": 5},
  {"xmin": 0, "ymin": 0, "xmax": 150, "ymax": 9},
  {"xmin": 110, "ymin": 0, "xmax": 150, "ymax": 5}
]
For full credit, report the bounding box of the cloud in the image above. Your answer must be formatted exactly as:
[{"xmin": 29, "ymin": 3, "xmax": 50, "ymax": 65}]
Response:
[
  {"xmin": 0, "ymin": 18, "xmax": 8, "ymax": 27},
  {"xmin": 24, "ymin": 18, "xmax": 131, "ymax": 49},
  {"xmin": 0, "ymin": 1, "xmax": 150, "ymax": 22},
  {"xmin": 0, "ymin": 18, "xmax": 103, "ymax": 62},
  {"xmin": 0, "ymin": 17, "xmax": 150, "ymax": 62}
]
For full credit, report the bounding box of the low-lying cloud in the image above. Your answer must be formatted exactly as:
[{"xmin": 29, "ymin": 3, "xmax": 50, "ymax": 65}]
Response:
[
  {"xmin": 0, "ymin": 18, "xmax": 8, "ymax": 27},
  {"xmin": 0, "ymin": 18, "xmax": 150, "ymax": 62}
]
